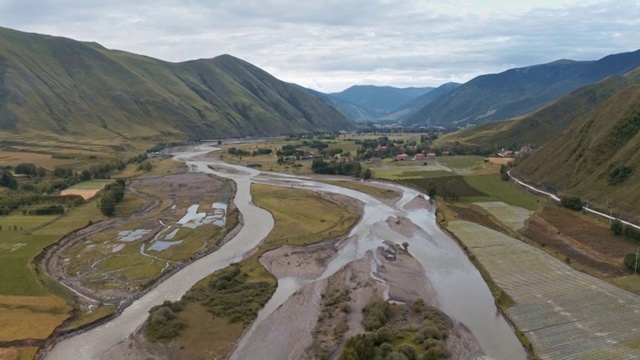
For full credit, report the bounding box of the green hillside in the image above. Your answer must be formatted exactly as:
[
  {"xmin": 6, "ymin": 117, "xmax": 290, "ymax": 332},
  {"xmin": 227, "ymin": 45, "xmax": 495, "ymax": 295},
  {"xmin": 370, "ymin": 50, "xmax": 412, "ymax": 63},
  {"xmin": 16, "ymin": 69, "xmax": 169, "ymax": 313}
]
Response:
[
  {"xmin": 0, "ymin": 27, "xmax": 353, "ymax": 150},
  {"xmin": 513, "ymin": 85, "xmax": 640, "ymax": 221},
  {"xmin": 435, "ymin": 66, "xmax": 640, "ymax": 150},
  {"xmin": 404, "ymin": 51, "xmax": 640, "ymax": 127}
]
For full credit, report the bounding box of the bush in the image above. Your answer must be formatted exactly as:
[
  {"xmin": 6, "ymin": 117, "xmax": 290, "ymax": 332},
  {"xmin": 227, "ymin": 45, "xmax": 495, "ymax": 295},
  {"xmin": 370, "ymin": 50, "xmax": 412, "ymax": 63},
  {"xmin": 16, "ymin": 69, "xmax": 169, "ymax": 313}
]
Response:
[
  {"xmin": 362, "ymin": 299, "xmax": 390, "ymax": 331},
  {"xmin": 15, "ymin": 163, "xmax": 37, "ymax": 176},
  {"xmin": 611, "ymin": 220, "xmax": 623, "ymax": 235},
  {"xmin": 624, "ymin": 253, "xmax": 638, "ymax": 272},
  {"xmin": 145, "ymin": 301, "xmax": 187, "ymax": 342},
  {"xmin": 560, "ymin": 196, "xmax": 582, "ymax": 211},
  {"xmin": 608, "ymin": 165, "xmax": 633, "ymax": 185},
  {"xmin": 398, "ymin": 344, "xmax": 417, "ymax": 360}
]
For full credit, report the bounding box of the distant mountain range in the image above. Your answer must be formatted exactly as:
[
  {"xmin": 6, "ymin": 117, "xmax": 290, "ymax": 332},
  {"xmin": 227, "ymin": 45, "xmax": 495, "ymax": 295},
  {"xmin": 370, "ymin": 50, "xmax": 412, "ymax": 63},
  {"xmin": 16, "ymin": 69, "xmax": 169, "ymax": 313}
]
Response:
[
  {"xmin": 513, "ymin": 84, "xmax": 640, "ymax": 219},
  {"xmin": 309, "ymin": 83, "xmax": 453, "ymax": 121},
  {"xmin": 0, "ymin": 27, "xmax": 353, "ymax": 144},
  {"xmin": 404, "ymin": 50, "xmax": 640, "ymax": 127},
  {"xmin": 436, "ymin": 65, "xmax": 640, "ymax": 149}
]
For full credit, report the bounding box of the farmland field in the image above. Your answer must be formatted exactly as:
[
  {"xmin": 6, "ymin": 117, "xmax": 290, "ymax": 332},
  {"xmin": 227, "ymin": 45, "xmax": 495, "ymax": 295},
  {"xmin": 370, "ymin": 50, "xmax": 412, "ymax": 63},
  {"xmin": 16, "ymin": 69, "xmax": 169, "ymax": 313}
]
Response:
[
  {"xmin": 448, "ymin": 221, "xmax": 640, "ymax": 359},
  {"xmin": 539, "ymin": 206, "xmax": 638, "ymax": 260},
  {"xmin": 403, "ymin": 175, "xmax": 487, "ymax": 198},
  {"xmin": 464, "ymin": 174, "xmax": 539, "ymax": 210},
  {"xmin": 474, "ymin": 202, "xmax": 533, "ymax": 230},
  {"xmin": 519, "ymin": 216, "xmax": 627, "ymax": 278}
]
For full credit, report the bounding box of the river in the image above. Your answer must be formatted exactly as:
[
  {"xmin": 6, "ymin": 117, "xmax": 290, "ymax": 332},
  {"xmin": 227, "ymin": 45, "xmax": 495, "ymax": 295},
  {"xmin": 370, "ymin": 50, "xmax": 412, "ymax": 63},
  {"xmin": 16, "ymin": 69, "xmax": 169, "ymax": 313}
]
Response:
[{"xmin": 46, "ymin": 144, "xmax": 526, "ymax": 360}]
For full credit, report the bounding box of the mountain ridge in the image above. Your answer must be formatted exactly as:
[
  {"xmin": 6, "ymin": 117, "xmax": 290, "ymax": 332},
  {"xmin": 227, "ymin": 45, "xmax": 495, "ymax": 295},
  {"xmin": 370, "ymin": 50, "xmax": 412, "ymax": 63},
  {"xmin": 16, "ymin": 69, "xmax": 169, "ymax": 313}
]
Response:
[
  {"xmin": 404, "ymin": 50, "xmax": 640, "ymax": 126},
  {"xmin": 513, "ymin": 85, "xmax": 640, "ymax": 221},
  {"xmin": 0, "ymin": 27, "xmax": 353, "ymax": 145}
]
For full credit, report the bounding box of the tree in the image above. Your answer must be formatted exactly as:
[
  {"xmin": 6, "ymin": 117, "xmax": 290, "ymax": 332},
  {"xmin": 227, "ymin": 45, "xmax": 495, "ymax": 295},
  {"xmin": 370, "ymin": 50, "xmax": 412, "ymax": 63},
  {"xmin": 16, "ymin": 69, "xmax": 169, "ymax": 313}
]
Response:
[
  {"xmin": 362, "ymin": 168, "xmax": 372, "ymax": 180},
  {"xmin": 0, "ymin": 170, "xmax": 18, "ymax": 190},
  {"xmin": 98, "ymin": 193, "xmax": 116, "ymax": 216},
  {"xmin": 426, "ymin": 182, "xmax": 437, "ymax": 199},
  {"xmin": 15, "ymin": 163, "xmax": 37, "ymax": 176},
  {"xmin": 560, "ymin": 196, "xmax": 582, "ymax": 211},
  {"xmin": 624, "ymin": 253, "xmax": 638, "ymax": 272},
  {"xmin": 80, "ymin": 169, "xmax": 92, "ymax": 181},
  {"xmin": 611, "ymin": 220, "xmax": 623, "ymax": 235}
]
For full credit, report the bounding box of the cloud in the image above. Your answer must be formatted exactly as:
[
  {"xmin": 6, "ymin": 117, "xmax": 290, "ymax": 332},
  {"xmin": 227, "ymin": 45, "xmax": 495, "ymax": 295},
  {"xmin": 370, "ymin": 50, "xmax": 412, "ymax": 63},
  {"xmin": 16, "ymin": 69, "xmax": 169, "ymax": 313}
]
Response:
[{"xmin": 0, "ymin": 0, "xmax": 638, "ymax": 91}]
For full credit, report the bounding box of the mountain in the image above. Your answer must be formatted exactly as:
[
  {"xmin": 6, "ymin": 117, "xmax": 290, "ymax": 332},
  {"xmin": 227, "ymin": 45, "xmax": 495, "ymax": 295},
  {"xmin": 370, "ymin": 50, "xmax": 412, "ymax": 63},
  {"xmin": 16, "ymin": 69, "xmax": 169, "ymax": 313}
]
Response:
[
  {"xmin": 381, "ymin": 82, "xmax": 460, "ymax": 121},
  {"xmin": 305, "ymin": 88, "xmax": 379, "ymax": 121},
  {"xmin": 404, "ymin": 50, "xmax": 640, "ymax": 127},
  {"xmin": 513, "ymin": 85, "xmax": 640, "ymax": 220},
  {"xmin": 434, "ymin": 65, "xmax": 640, "ymax": 150},
  {"xmin": 0, "ymin": 27, "xmax": 353, "ymax": 146},
  {"xmin": 327, "ymin": 85, "xmax": 434, "ymax": 120}
]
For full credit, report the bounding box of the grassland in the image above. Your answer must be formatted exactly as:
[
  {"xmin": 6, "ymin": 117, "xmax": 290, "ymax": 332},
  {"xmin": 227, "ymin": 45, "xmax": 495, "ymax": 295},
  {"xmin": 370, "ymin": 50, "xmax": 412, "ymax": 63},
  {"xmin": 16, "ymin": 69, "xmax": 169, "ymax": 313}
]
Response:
[
  {"xmin": 251, "ymin": 184, "xmax": 360, "ymax": 248},
  {"xmin": 0, "ymin": 199, "xmax": 109, "ymax": 355}
]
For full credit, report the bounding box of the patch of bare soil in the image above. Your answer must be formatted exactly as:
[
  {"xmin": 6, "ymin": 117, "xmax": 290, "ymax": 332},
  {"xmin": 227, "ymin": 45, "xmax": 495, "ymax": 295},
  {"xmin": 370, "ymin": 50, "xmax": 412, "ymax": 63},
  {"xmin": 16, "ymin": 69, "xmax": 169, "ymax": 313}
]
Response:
[
  {"xmin": 520, "ymin": 216, "xmax": 628, "ymax": 277},
  {"xmin": 404, "ymin": 194, "xmax": 434, "ymax": 211},
  {"xmin": 386, "ymin": 216, "xmax": 425, "ymax": 238},
  {"xmin": 59, "ymin": 189, "xmax": 99, "ymax": 200},
  {"xmin": 539, "ymin": 206, "xmax": 638, "ymax": 260},
  {"xmin": 377, "ymin": 247, "xmax": 436, "ymax": 305},
  {"xmin": 0, "ymin": 348, "xmax": 19, "ymax": 360},
  {"xmin": 98, "ymin": 332, "xmax": 178, "ymax": 360},
  {"xmin": 260, "ymin": 243, "xmax": 336, "ymax": 280}
]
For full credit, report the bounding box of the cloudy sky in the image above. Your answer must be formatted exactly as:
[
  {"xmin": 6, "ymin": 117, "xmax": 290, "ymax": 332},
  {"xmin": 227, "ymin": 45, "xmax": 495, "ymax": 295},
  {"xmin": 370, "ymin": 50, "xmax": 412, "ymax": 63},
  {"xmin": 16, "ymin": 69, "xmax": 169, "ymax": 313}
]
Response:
[{"xmin": 1, "ymin": 0, "xmax": 638, "ymax": 92}]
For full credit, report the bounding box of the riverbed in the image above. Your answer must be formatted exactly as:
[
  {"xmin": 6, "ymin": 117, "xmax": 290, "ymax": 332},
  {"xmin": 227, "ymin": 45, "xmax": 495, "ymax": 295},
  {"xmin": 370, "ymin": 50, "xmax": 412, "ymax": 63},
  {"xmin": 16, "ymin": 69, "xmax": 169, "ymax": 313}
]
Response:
[{"xmin": 45, "ymin": 144, "xmax": 526, "ymax": 360}]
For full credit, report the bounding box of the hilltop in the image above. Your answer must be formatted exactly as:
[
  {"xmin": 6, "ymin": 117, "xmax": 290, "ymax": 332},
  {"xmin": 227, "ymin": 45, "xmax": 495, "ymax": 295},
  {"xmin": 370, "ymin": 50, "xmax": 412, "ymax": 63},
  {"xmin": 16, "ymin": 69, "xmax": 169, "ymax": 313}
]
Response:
[
  {"xmin": 434, "ymin": 65, "xmax": 640, "ymax": 150},
  {"xmin": 0, "ymin": 27, "xmax": 353, "ymax": 150},
  {"xmin": 403, "ymin": 50, "xmax": 640, "ymax": 127}
]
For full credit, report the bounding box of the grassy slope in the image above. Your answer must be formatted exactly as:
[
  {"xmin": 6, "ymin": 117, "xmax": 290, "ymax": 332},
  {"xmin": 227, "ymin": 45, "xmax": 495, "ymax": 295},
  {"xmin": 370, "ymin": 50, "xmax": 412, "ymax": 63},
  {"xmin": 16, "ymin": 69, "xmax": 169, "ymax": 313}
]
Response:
[
  {"xmin": 513, "ymin": 85, "xmax": 640, "ymax": 221},
  {"xmin": 404, "ymin": 50, "xmax": 640, "ymax": 126},
  {"xmin": 435, "ymin": 65, "xmax": 640, "ymax": 149},
  {"xmin": 0, "ymin": 27, "xmax": 353, "ymax": 149}
]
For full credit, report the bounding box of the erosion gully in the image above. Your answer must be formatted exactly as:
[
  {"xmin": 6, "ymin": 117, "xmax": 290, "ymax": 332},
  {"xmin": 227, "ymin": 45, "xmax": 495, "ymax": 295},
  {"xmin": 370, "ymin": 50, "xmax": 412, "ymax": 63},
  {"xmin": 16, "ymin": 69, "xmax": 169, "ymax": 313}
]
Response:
[{"xmin": 45, "ymin": 144, "xmax": 526, "ymax": 360}]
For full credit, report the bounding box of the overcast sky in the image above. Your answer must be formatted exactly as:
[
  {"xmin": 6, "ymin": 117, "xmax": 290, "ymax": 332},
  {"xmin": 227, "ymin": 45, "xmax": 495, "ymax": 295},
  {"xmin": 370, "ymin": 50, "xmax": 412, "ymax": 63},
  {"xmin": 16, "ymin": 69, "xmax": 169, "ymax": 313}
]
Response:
[{"xmin": 1, "ymin": 0, "xmax": 638, "ymax": 92}]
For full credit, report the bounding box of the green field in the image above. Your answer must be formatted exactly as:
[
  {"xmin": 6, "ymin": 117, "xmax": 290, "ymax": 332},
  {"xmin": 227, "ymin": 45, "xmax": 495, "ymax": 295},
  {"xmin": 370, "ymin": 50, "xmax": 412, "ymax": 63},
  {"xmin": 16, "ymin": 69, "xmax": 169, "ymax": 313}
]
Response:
[
  {"xmin": 252, "ymin": 184, "xmax": 360, "ymax": 247},
  {"xmin": 403, "ymin": 175, "xmax": 487, "ymax": 199},
  {"xmin": 464, "ymin": 174, "xmax": 539, "ymax": 210},
  {"xmin": 436, "ymin": 155, "xmax": 486, "ymax": 170},
  {"xmin": 68, "ymin": 179, "xmax": 114, "ymax": 190}
]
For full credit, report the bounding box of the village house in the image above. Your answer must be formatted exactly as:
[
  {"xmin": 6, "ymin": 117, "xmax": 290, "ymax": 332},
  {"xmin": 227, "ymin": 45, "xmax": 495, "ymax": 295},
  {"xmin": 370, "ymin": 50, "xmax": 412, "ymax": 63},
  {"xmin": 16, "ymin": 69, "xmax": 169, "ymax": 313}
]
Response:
[
  {"xmin": 413, "ymin": 153, "xmax": 425, "ymax": 160},
  {"xmin": 396, "ymin": 153, "xmax": 409, "ymax": 161},
  {"xmin": 426, "ymin": 152, "xmax": 436, "ymax": 160}
]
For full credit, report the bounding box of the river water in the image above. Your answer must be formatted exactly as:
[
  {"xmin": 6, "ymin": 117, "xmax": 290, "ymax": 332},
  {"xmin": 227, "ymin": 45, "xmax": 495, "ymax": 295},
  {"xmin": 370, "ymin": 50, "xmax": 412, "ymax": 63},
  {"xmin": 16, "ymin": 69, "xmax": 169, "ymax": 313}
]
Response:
[{"xmin": 46, "ymin": 144, "xmax": 526, "ymax": 360}]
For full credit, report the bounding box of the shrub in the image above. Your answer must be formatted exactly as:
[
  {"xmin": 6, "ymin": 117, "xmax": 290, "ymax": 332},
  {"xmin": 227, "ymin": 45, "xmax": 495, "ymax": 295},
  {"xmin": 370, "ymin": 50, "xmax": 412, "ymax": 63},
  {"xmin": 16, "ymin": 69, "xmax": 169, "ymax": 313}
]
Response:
[
  {"xmin": 624, "ymin": 253, "xmax": 638, "ymax": 272},
  {"xmin": 398, "ymin": 344, "xmax": 417, "ymax": 360},
  {"xmin": 611, "ymin": 220, "xmax": 624, "ymax": 235},
  {"xmin": 560, "ymin": 196, "xmax": 582, "ymax": 211},
  {"xmin": 145, "ymin": 301, "xmax": 187, "ymax": 342},
  {"xmin": 608, "ymin": 165, "xmax": 633, "ymax": 185}
]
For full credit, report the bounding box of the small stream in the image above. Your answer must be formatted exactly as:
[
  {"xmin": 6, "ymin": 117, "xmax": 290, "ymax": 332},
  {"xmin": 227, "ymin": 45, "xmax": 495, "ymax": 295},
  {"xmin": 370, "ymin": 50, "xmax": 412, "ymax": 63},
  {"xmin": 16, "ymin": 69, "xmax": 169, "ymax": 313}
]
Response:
[{"xmin": 46, "ymin": 144, "xmax": 527, "ymax": 360}]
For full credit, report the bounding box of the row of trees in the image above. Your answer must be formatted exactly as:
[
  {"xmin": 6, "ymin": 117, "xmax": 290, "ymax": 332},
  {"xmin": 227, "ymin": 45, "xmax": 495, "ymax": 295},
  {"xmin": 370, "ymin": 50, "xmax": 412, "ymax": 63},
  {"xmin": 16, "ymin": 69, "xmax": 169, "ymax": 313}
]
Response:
[
  {"xmin": 0, "ymin": 194, "xmax": 83, "ymax": 216},
  {"xmin": 311, "ymin": 158, "xmax": 371, "ymax": 179},
  {"xmin": 611, "ymin": 220, "xmax": 640, "ymax": 243}
]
